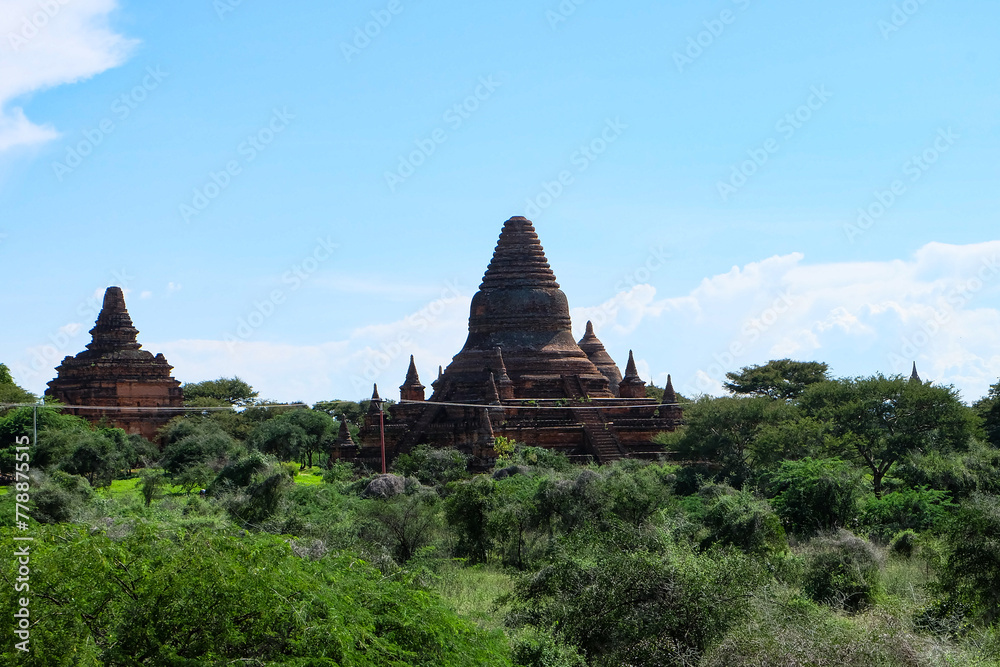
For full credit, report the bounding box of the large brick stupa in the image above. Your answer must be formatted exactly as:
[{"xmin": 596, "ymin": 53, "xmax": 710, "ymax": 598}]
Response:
[
  {"xmin": 347, "ymin": 216, "xmax": 681, "ymax": 468},
  {"xmin": 46, "ymin": 286, "xmax": 183, "ymax": 441}
]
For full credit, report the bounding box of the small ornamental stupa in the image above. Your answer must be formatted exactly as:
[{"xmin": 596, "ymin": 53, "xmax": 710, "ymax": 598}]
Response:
[
  {"xmin": 46, "ymin": 286, "xmax": 183, "ymax": 441},
  {"xmin": 351, "ymin": 217, "xmax": 682, "ymax": 468}
]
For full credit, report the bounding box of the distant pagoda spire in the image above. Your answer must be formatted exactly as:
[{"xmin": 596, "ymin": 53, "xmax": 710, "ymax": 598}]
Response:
[
  {"xmin": 659, "ymin": 374, "xmax": 682, "ymax": 421},
  {"xmin": 336, "ymin": 417, "xmax": 355, "ymax": 446},
  {"xmin": 367, "ymin": 384, "xmax": 382, "ymax": 414},
  {"xmin": 577, "ymin": 320, "xmax": 623, "ymax": 396},
  {"xmin": 619, "ymin": 350, "xmax": 646, "ymax": 399},
  {"xmin": 86, "ymin": 286, "xmax": 141, "ymax": 353},
  {"xmin": 910, "ymin": 362, "xmax": 922, "ymax": 383},
  {"xmin": 400, "ymin": 355, "xmax": 425, "ymax": 401}
]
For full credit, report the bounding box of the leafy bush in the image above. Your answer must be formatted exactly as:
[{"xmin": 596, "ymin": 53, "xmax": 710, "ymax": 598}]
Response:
[
  {"xmin": 0, "ymin": 523, "xmax": 511, "ymax": 665},
  {"xmin": 504, "ymin": 532, "xmax": 764, "ymax": 667},
  {"xmin": 394, "ymin": 444, "xmax": 470, "ymax": 488},
  {"xmin": 858, "ymin": 487, "xmax": 954, "ymax": 541},
  {"xmin": 935, "ymin": 493, "xmax": 1000, "ymax": 625},
  {"xmin": 765, "ymin": 457, "xmax": 863, "ymax": 535},
  {"xmin": 888, "ymin": 529, "xmax": 919, "ymax": 558},
  {"xmin": 701, "ymin": 489, "xmax": 787, "ymax": 556},
  {"xmin": 511, "ymin": 627, "xmax": 586, "ymax": 667},
  {"xmin": 30, "ymin": 471, "xmax": 93, "ymax": 524},
  {"xmin": 802, "ymin": 530, "xmax": 883, "ymax": 612}
]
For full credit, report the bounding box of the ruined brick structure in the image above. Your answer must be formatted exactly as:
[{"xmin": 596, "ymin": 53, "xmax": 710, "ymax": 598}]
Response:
[
  {"xmin": 46, "ymin": 286, "xmax": 183, "ymax": 441},
  {"xmin": 350, "ymin": 216, "xmax": 681, "ymax": 468}
]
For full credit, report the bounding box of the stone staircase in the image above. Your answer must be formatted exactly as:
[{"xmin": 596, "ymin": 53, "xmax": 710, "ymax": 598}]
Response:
[{"xmin": 561, "ymin": 375, "xmax": 626, "ymax": 463}]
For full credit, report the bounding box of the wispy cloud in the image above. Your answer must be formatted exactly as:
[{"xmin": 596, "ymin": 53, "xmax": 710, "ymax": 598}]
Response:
[{"xmin": 0, "ymin": 0, "xmax": 136, "ymax": 152}]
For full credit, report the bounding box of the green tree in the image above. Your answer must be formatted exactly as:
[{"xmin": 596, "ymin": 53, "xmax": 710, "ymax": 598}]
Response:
[
  {"xmin": 181, "ymin": 376, "xmax": 259, "ymax": 407},
  {"xmin": 243, "ymin": 408, "xmax": 339, "ymax": 469},
  {"xmin": 724, "ymin": 359, "xmax": 830, "ymax": 400},
  {"xmin": 764, "ymin": 458, "xmax": 864, "ymax": 535},
  {"xmin": 973, "ymin": 378, "xmax": 1000, "ymax": 448},
  {"xmin": 0, "ymin": 362, "xmax": 36, "ymax": 407},
  {"xmin": 936, "ymin": 494, "xmax": 1000, "ymax": 625},
  {"xmin": 660, "ymin": 395, "xmax": 798, "ymax": 487},
  {"xmin": 800, "ymin": 374, "xmax": 976, "ymax": 497},
  {"xmin": 138, "ymin": 469, "xmax": 167, "ymax": 507}
]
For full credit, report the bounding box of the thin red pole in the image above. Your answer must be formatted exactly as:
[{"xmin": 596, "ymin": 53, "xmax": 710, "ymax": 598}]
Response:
[{"xmin": 379, "ymin": 403, "xmax": 386, "ymax": 474}]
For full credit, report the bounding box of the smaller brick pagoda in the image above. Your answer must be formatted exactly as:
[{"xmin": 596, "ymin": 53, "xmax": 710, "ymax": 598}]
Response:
[{"xmin": 46, "ymin": 287, "xmax": 183, "ymax": 441}]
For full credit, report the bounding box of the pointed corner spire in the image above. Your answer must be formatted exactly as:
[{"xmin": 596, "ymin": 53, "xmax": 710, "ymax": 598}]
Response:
[
  {"xmin": 623, "ymin": 350, "xmax": 639, "ymax": 379},
  {"xmin": 336, "ymin": 417, "xmax": 355, "ymax": 446},
  {"xmin": 367, "ymin": 383, "xmax": 382, "ymax": 414},
  {"xmin": 910, "ymin": 362, "xmax": 921, "ymax": 383},
  {"xmin": 618, "ymin": 350, "xmax": 646, "ymax": 398},
  {"xmin": 663, "ymin": 374, "xmax": 677, "ymax": 404},
  {"xmin": 400, "ymin": 356, "xmax": 425, "ymax": 401},
  {"xmin": 405, "ymin": 355, "xmax": 420, "ymax": 383},
  {"xmin": 585, "ymin": 320, "xmax": 595, "ymax": 337}
]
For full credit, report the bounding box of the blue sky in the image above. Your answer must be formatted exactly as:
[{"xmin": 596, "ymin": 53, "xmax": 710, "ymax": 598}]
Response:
[{"xmin": 2, "ymin": 0, "xmax": 999, "ymax": 404}]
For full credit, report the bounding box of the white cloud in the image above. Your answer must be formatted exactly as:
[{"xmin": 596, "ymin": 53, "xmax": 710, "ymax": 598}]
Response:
[
  {"xmin": 0, "ymin": 0, "xmax": 136, "ymax": 152},
  {"xmin": 150, "ymin": 295, "xmax": 472, "ymax": 404},
  {"xmin": 575, "ymin": 241, "xmax": 1000, "ymax": 402}
]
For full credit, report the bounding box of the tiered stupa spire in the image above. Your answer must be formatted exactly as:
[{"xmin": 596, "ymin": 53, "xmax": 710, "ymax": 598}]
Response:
[
  {"xmin": 429, "ymin": 216, "xmax": 613, "ymax": 401},
  {"xmin": 618, "ymin": 350, "xmax": 647, "ymax": 398}
]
